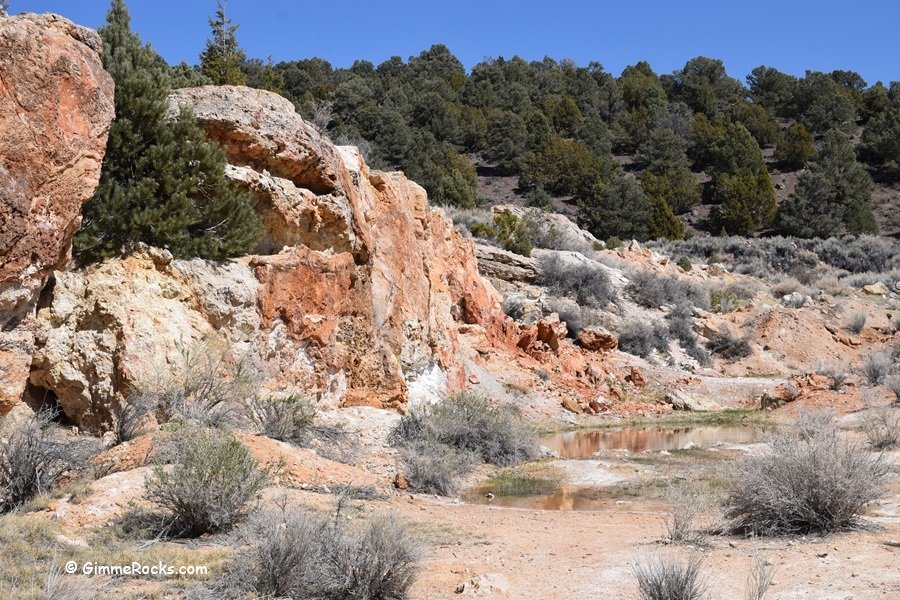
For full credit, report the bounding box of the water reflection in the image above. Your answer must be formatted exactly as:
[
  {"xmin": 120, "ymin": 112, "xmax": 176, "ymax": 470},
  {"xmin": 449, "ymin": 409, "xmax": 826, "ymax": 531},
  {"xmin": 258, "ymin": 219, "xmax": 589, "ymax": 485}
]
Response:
[{"xmin": 542, "ymin": 426, "xmax": 764, "ymax": 458}]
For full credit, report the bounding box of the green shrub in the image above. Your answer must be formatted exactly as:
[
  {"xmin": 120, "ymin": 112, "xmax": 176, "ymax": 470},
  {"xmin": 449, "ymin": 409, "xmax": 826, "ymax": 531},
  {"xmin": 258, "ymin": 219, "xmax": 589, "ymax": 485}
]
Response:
[
  {"xmin": 618, "ymin": 320, "xmax": 670, "ymax": 358},
  {"xmin": 628, "ymin": 270, "xmax": 710, "ymax": 310},
  {"xmin": 676, "ymin": 257, "xmax": 693, "ymax": 272},
  {"xmin": 390, "ymin": 393, "xmax": 539, "ymax": 494},
  {"xmin": 144, "ymin": 426, "xmax": 269, "ymax": 537}
]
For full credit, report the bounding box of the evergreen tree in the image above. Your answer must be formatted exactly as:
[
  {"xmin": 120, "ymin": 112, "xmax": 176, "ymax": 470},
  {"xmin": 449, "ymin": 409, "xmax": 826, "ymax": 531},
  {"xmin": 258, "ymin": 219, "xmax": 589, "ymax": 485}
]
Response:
[
  {"xmin": 710, "ymin": 172, "xmax": 777, "ymax": 235},
  {"xmin": 774, "ymin": 122, "xmax": 815, "ymax": 170},
  {"xmin": 75, "ymin": 0, "xmax": 261, "ymax": 262},
  {"xmin": 778, "ymin": 130, "xmax": 877, "ymax": 237},
  {"xmin": 860, "ymin": 100, "xmax": 900, "ymax": 177},
  {"xmin": 200, "ymin": 1, "xmax": 246, "ymax": 86},
  {"xmin": 707, "ymin": 123, "xmax": 776, "ymax": 234},
  {"xmin": 641, "ymin": 169, "xmax": 700, "ymax": 215},
  {"xmin": 578, "ymin": 170, "xmax": 655, "ymax": 241}
]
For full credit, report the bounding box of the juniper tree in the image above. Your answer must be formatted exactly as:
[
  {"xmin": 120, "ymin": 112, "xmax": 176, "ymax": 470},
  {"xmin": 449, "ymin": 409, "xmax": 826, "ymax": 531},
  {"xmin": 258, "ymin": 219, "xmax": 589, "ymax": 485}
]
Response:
[
  {"xmin": 775, "ymin": 122, "xmax": 816, "ymax": 169},
  {"xmin": 75, "ymin": 0, "xmax": 261, "ymax": 262},
  {"xmin": 778, "ymin": 129, "xmax": 877, "ymax": 237},
  {"xmin": 200, "ymin": 1, "xmax": 247, "ymax": 86}
]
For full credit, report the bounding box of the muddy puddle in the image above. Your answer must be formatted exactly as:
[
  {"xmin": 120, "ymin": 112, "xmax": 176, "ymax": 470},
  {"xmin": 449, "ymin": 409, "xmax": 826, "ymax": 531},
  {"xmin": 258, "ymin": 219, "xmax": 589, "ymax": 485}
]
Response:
[
  {"xmin": 464, "ymin": 425, "xmax": 766, "ymax": 511},
  {"xmin": 542, "ymin": 425, "xmax": 766, "ymax": 458}
]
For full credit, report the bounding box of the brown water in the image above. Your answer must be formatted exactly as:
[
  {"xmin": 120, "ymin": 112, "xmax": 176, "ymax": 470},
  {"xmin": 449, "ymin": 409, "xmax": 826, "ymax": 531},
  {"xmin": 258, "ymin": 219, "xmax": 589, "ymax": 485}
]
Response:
[
  {"xmin": 541, "ymin": 425, "xmax": 765, "ymax": 458},
  {"xmin": 464, "ymin": 425, "xmax": 766, "ymax": 511}
]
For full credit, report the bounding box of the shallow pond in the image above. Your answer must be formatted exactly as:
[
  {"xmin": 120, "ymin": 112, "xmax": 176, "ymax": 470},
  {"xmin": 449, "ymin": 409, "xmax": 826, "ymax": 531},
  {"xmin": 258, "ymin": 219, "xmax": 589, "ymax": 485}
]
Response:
[
  {"xmin": 541, "ymin": 425, "xmax": 766, "ymax": 458},
  {"xmin": 464, "ymin": 425, "xmax": 767, "ymax": 511}
]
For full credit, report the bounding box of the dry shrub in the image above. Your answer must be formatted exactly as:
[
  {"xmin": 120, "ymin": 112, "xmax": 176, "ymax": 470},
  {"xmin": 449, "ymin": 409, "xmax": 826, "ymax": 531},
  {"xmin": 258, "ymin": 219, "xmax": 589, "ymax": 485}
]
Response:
[
  {"xmin": 0, "ymin": 410, "xmax": 99, "ymax": 513},
  {"xmin": 723, "ymin": 418, "xmax": 890, "ymax": 535},
  {"xmin": 664, "ymin": 485, "xmax": 708, "ymax": 545},
  {"xmin": 745, "ymin": 555, "xmax": 775, "ymax": 600},
  {"xmin": 633, "ymin": 554, "xmax": 708, "ymax": 600},
  {"xmin": 860, "ymin": 405, "xmax": 900, "ymax": 450},
  {"xmin": 143, "ymin": 426, "xmax": 269, "ymax": 537},
  {"xmin": 221, "ymin": 500, "xmax": 419, "ymax": 599},
  {"xmin": 847, "ymin": 312, "xmax": 867, "ymax": 334}
]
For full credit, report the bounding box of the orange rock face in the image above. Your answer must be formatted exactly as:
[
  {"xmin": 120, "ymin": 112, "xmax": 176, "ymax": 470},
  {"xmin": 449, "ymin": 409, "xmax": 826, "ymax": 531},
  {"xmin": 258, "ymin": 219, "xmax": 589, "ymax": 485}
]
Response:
[
  {"xmin": 0, "ymin": 14, "xmax": 114, "ymax": 413},
  {"xmin": 35, "ymin": 85, "xmax": 515, "ymax": 424}
]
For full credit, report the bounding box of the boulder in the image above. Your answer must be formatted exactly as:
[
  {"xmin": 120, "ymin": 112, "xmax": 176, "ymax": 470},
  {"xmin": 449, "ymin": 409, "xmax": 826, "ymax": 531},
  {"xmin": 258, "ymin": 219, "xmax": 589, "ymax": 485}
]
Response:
[
  {"xmin": 576, "ymin": 326, "xmax": 618, "ymax": 352},
  {"xmin": 663, "ymin": 390, "xmax": 721, "ymax": 412},
  {"xmin": 0, "ymin": 14, "xmax": 114, "ymax": 413},
  {"xmin": 863, "ymin": 282, "xmax": 889, "ymax": 295}
]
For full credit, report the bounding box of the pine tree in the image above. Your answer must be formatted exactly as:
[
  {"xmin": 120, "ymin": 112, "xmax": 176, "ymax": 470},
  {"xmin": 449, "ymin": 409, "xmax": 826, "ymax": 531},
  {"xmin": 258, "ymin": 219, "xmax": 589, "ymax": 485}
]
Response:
[
  {"xmin": 200, "ymin": 1, "xmax": 246, "ymax": 86},
  {"xmin": 75, "ymin": 0, "xmax": 260, "ymax": 262},
  {"xmin": 778, "ymin": 130, "xmax": 877, "ymax": 237}
]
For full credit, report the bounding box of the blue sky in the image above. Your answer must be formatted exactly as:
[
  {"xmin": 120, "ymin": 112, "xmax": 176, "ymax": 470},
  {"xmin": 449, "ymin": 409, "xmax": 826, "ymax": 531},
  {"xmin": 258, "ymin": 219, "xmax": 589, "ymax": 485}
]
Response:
[{"xmin": 12, "ymin": 1, "xmax": 899, "ymax": 84}]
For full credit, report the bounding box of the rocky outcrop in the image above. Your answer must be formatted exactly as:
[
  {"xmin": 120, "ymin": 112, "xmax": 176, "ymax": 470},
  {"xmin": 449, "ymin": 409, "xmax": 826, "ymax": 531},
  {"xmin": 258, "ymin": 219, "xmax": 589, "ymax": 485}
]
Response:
[
  {"xmin": 32, "ymin": 86, "xmax": 517, "ymax": 429},
  {"xmin": 474, "ymin": 243, "xmax": 539, "ymax": 284},
  {"xmin": 490, "ymin": 204, "xmax": 602, "ymax": 252},
  {"xmin": 0, "ymin": 14, "xmax": 114, "ymax": 413},
  {"xmin": 576, "ymin": 326, "xmax": 618, "ymax": 352}
]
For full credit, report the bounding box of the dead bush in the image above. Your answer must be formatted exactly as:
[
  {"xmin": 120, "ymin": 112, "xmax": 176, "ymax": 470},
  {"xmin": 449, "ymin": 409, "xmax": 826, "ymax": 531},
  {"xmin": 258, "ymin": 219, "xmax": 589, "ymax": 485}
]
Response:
[
  {"xmin": 723, "ymin": 422, "xmax": 890, "ymax": 535},
  {"xmin": 706, "ymin": 327, "xmax": 752, "ymax": 360},
  {"xmin": 745, "ymin": 555, "xmax": 775, "ymax": 600},
  {"xmin": 618, "ymin": 320, "xmax": 671, "ymax": 358},
  {"xmin": 142, "ymin": 342, "xmax": 257, "ymax": 428},
  {"xmin": 847, "ymin": 312, "xmax": 867, "ymax": 334},
  {"xmin": 886, "ymin": 374, "xmax": 900, "ymax": 404},
  {"xmin": 860, "ymin": 405, "xmax": 900, "ymax": 450},
  {"xmin": 816, "ymin": 361, "xmax": 850, "ymax": 391},
  {"xmin": 793, "ymin": 408, "xmax": 836, "ymax": 440},
  {"xmin": 538, "ymin": 254, "xmax": 616, "ymax": 308},
  {"xmin": 664, "ymin": 485, "xmax": 708, "ymax": 545},
  {"xmin": 222, "ymin": 501, "xmax": 419, "ymax": 599},
  {"xmin": 633, "ymin": 553, "xmax": 708, "ymax": 600},
  {"xmin": 861, "ymin": 350, "xmax": 895, "ymax": 386},
  {"xmin": 628, "ymin": 270, "xmax": 710, "ymax": 310},
  {"xmin": 0, "ymin": 410, "xmax": 99, "ymax": 513},
  {"xmin": 143, "ymin": 425, "xmax": 269, "ymax": 537},
  {"xmin": 110, "ymin": 391, "xmax": 158, "ymax": 445}
]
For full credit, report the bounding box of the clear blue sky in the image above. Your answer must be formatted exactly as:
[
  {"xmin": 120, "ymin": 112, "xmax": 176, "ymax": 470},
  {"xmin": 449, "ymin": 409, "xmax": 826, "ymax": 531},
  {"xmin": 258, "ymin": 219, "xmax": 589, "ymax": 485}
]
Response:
[{"xmin": 11, "ymin": 1, "xmax": 899, "ymax": 84}]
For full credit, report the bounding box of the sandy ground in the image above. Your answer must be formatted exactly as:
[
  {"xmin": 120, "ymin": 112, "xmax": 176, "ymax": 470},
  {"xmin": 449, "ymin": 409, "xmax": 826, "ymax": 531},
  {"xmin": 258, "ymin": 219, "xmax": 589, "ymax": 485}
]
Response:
[{"xmin": 389, "ymin": 489, "xmax": 900, "ymax": 599}]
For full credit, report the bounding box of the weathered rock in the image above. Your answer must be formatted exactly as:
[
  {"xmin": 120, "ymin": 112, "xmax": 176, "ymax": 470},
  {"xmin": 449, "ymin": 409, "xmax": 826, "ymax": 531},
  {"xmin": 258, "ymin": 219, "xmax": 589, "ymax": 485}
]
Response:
[
  {"xmin": 663, "ymin": 390, "xmax": 721, "ymax": 412},
  {"xmin": 32, "ymin": 86, "xmax": 517, "ymax": 429},
  {"xmin": 863, "ymin": 282, "xmax": 889, "ymax": 295},
  {"xmin": 576, "ymin": 326, "xmax": 618, "ymax": 352},
  {"xmin": 535, "ymin": 314, "xmax": 568, "ymax": 352},
  {"xmin": 0, "ymin": 14, "xmax": 114, "ymax": 413},
  {"xmin": 474, "ymin": 243, "xmax": 539, "ymax": 284},
  {"xmin": 30, "ymin": 252, "xmax": 259, "ymax": 430}
]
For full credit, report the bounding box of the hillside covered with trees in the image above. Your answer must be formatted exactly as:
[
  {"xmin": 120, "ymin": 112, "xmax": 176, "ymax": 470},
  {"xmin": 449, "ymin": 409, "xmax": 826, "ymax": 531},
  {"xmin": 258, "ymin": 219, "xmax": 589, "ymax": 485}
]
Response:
[{"xmin": 83, "ymin": 0, "xmax": 900, "ymax": 261}]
